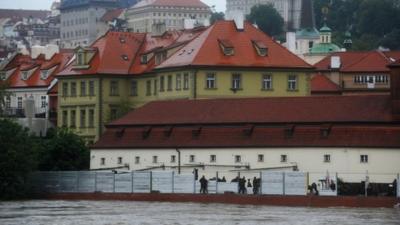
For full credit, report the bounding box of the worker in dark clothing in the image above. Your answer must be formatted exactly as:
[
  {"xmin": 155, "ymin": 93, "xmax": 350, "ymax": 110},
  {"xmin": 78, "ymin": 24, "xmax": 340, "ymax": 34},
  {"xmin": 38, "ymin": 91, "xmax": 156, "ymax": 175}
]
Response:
[
  {"xmin": 238, "ymin": 176, "xmax": 246, "ymax": 194},
  {"xmin": 199, "ymin": 176, "xmax": 208, "ymax": 194},
  {"xmin": 253, "ymin": 177, "xmax": 259, "ymax": 194}
]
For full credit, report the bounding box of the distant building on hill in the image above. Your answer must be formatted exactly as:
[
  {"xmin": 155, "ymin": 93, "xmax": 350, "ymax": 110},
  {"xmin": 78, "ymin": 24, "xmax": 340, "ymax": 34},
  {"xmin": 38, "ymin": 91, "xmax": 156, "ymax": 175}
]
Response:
[{"xmin": 126, "ymin": 0, "xmax": 211, "ymax": 33}]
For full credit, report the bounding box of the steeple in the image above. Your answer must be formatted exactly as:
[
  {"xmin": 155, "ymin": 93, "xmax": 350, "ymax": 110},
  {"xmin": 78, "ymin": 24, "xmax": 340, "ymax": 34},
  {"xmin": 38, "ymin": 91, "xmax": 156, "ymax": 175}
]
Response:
[
  {"xmin": 299, "ymin": 0, "xmax": 316, "ymax": 30},
  {"xmin": 319, "ymin": 23, "xmax": 332, "ymax": 44},
  {"xmin": 343, "ymin": 31, "xmax": 353, "ymax": 50}
]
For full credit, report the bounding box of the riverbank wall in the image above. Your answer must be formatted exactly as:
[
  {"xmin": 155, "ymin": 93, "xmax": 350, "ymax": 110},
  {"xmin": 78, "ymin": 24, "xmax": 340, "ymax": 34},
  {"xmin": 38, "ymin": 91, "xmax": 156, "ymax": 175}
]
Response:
[{"xmin": 38, "ymin": 193, "xmax": 400, "ymax": 208}]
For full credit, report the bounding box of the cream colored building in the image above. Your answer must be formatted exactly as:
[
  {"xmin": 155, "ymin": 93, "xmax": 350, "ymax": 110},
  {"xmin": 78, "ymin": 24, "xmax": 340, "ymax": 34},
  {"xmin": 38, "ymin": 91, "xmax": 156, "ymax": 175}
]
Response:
[{"xmin": 126, "ymin": 0, "xmax": 211, "ymax": 33}]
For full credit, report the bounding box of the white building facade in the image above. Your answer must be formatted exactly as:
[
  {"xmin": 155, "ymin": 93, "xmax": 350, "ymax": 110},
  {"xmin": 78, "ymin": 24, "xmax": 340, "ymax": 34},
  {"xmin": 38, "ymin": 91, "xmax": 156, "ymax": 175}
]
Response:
[{"xmin": 126, "ymin": 0, "xmax": 211, "ymax": 33}]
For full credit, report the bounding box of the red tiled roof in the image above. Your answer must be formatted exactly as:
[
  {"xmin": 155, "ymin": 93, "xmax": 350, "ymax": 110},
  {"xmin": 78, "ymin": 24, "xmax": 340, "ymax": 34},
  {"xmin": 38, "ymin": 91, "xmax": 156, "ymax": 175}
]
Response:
[
  {"xmin": 110, "ymin": 95, "xmax": 394, "ymax": 126},
  {"xmin": 157, "ymin": 21, "xmax": 313, "ymax": 70},
  {"xmin": 58, "ymin": 32, "xmax": 147, "ymax": 76},
  {"xmin": 93, "ymin": 125, "xmax": 400, "ymax": 149},
  {"xmin": 2, "ymin": 52, "xmax": 72, "ymax": 89},
  {"xmin": 311, "ymin": 74, "xmax": 341, "ymax": 94},
  {"xmin": 101, "ymin": 8, "xmax": 124, "ymax": 22},
  {"xmin": 94, "ymin": 95, "xmax": 400, "ymax": 149},
  {"xmin": 0, "ymin": 9, "xmax": 50, "ymax": 20},
  {"xmin": 314, "ymin": 51, "xmax": 400, "ymax": 73}
]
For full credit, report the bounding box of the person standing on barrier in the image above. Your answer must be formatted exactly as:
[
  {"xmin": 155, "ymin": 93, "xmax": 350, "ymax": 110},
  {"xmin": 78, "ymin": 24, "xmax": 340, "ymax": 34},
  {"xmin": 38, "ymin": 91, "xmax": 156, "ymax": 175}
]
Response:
[
  {"xmin": 200, "ymin": 176, "xmax": 208, "ymax": 194},
  {"xmin": 253, "ymin": 177, "xmax": 259, "ymax": 194},
  {"xmin": 239, "ymin": 176, "xmax": 246, "ymax": 194}
]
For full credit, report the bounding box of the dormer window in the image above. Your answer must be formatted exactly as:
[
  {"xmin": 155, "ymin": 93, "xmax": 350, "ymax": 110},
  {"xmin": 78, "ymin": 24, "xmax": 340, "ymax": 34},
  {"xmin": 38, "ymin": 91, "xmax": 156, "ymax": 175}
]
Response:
[
  {"xmin": 155, "ymin": 51, "xmax": 167, "ymax": 65},
  {"xmin": 0, "ymin": 72, "xmax": 5, "ymax": 80},
  {"xmin": 252, "ymin": 40, "xmax": 268, "ymax": 57},
  {"xmin": 40, "ymin": 70, "xmax": 49, "ymax": 80},
  {"xmin": 141, "ymin": 55, "xmax": 148, "ymax": 64},
  {"xmin": 21, "ymin": 71, "xmax": 29, "ymax": 80},
  {"xmin": 77, "ymin": 52, "xmax": 85, "ymax": 65},
  {"xmin": 218, "ymin": 39, "xmax": 235, "ymax": 56}
]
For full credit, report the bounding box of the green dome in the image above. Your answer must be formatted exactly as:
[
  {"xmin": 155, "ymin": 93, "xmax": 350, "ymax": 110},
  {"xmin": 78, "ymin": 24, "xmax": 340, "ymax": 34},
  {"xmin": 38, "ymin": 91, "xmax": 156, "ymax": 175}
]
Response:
[
  {"xmin": 296, "ymin": 28, "xmax": 320, "ymax": 39},
  {"xmin": 319, "ymin": 25, "xmax": 332, "ymax": 33},
  {"xmin": 310, "ymin": 43, "xmax": 341, "ymax": 54}
]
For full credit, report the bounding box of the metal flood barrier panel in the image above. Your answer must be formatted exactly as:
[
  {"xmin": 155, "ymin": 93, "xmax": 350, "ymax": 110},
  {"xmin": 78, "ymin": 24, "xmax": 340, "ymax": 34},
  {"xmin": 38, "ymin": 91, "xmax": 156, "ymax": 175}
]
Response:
[
  {"xmin": 173, "ymin": 173, "xmax": 195, "ymax": 193},
  {"xmin": 132, "ymin": 172, "xmax": 151, "ymax": 193},
  {"xmin": 261, "ymin": 172, "xmax": 307, "ymax": 196}
]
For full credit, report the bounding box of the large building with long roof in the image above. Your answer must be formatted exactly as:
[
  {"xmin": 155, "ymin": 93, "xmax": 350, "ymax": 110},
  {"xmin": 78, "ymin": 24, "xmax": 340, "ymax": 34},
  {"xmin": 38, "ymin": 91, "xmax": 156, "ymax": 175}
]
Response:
[{"xmin": 55, "ymin": 20, "xmax": 313, "ymax": 143}]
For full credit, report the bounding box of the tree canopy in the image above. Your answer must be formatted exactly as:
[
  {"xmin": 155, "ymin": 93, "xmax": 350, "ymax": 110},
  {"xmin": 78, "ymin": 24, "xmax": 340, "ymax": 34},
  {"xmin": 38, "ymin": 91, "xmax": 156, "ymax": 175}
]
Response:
[
  {"xmin": 247, "ymin": 4, "xmax": 284, "ymax": 37},
  {"xmin": 313, "ymin": 0, "xmax": 400, "ymax": 50},
  {"xmin": 210, "ymin": 12, "xmax": 225, "ymax": 25},
  {"xmin": 0, "ymin": 120, "xmax": 90, "ymax": 199},
  {"xmin": 0, "ymin": 119, "xmax": 37, "ymax": 199}
]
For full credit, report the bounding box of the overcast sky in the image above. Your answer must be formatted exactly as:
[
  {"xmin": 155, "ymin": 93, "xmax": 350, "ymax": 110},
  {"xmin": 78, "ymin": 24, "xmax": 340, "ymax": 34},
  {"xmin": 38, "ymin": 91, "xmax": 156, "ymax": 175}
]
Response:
[{"xmin": 0, "ymin": 0, "xmax": 227, "ymax": 12}]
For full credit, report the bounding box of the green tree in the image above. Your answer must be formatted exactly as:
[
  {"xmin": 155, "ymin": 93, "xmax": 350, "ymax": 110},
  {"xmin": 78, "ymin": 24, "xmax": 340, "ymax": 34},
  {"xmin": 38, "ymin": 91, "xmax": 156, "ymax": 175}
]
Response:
[
  {"xmin": 380, "ymin": 29, "xmax": 400, "ymax": 50},
  {"xmin": 37, "ymin": 128, "xmax": 90, "ymax": 171},
  {"xmin": 0, "ymin": 119, "xmax": 38, "ymax": 199},
  {"xmin": 247, "ymin": 4, "xmax": 284, "ymax": 37},
  {"xmin": 210, "ymin": 12, "xmax": 225, "ymax": 25}
]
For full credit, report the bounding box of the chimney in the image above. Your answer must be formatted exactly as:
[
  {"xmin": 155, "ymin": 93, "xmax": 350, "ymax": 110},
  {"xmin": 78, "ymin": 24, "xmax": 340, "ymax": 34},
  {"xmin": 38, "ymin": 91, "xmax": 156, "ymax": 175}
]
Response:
[
  {"xmin": 226, "ymin": 10, "xmax": 244, "ymax": 30},
  {"xmin": 330, "ymin": 56, "xmax": 341, "ymax": 69},
  {"xmin": 388, "ymin": 62, "xmax": 400, "ymax": 115},
  {"xmin": 286, "ymin": 32, "xmax": 296, "ymax": 54}
]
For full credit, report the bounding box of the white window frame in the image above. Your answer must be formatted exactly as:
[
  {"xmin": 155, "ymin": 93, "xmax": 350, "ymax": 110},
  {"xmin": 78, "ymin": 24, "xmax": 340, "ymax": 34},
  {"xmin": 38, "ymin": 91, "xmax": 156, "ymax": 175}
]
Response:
[
  {"xmin": 288, "ymin": 75, "xmax": 297, "ymax": 91},
  {"xmin": 206, "ymin": 73, "xmax": 216, "ymax": 89},
  {"xmin": 262, "ymin": 74, "xmax": 272, "ymax": 90}
]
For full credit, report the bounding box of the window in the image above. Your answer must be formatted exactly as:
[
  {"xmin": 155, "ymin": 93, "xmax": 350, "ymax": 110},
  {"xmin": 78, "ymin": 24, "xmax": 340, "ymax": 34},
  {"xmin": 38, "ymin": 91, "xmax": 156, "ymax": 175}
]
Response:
[
  {"xmin": 152, "ymin": 156, "xmax": 158, "ymax": 164},
  {"xmin": 140, "ymin": 55, "xmax": 148, "ymax": 64},
  {"xmin": 41, "ymin": 70, "xmax": 49, "ymax": 80},
  {"xmin": 153, "ymin": 79, "xmax": 158, "ymax": 95},
  {"xmin": 62, "ymin": 110, "xmax": 68, "ymax": 127},
  {"xmin": 110, "ymin": 80, "xmax": 119, "ymax": 96},
  {"xmin": 146, "ymin": 80, "xmax": 151, "ymax": 96},
  {"xmin": 360, "ymin": 155, "xmax": 368, "ymax": 163},
  {"xmin": 88, "ymin": 109, "xmax": 94, "ymax": 127},
  {"xmin": 0, "ymin": 72, "xmax": 5, "ymax": 80},
  {"xmin": 110, "ymin": 108, "xmax": 118, "ymax": 121},
  {"xmin": 21, "ymin": 71, "xmax": 28, "ymax": 80},
  {"xmin": 171, "ymin": 155, "xmax": 176, "ymax": 163},
  {"xmin": 100, "ymin": 158, "xmax": 105, "ymax": 165},
  {"xmin": 80, "ymin": 109, "xmax": 86, "ymax": 128},
  {"xmin": 62, "ymin": 82, "xmax": 68, "ymax": 97},
  {"xmin": 189, "ymin": 155, "xmax": 195, "ymax": 163},
  {"xmin": 288, "ymin": 75, "xmax": 298, "ymax": 91},
  {"xmin": 262, "ymin": 74, "xmax": 272, "ymax": 90},
  {"xmin": 71, "ymin": 82, "xmax": 77, "ymax": 97},
  {"xmin": 17, "ymin": 97, "xmax": 23, "ymax": 109},
  {"xmin": 118, "ymin": 157, "xmax": 123, "ymax": 164},
  {"xmin": 80, "ymin": 81, "xmax": 86, "ymax": 96},
  {"xmin": 324, "ymin": 154, "xmax": 331, "ymax": 163},
  {"xmin": 183, "ymin": 73, "xmax": 189, "ymax": 90},
  {"xmin": 167, "ymin": 75, "xmax": 173, "ymax": 91},
  {"xmin": 41, "ymin": 96, "xmax": 46, "ymax": 108},
  {"xmin": 89, "ymin": 81, "xmax": 95, "ymax": 96},
  {"xmin": 210, "ymin": 155, "xmax": 216, "ymax": 163},
  {"xmin": 176, "ymin": 73, "xmax": 182, "ymax": 90},
  {"xmin": 70, "ymin": 110, "xmax": 76, "ymax": 128},
  {"xmin": 130, "ymin": 80, "xmax": 138, "ymax": 96},
  {"xmin": 231, "ymin": 73, "xmax": 242, "ymax": 90},
  {"xmin": 206, "ymin": 73, "xmax": 216, "ymax": 89},
  {"xmin": 235, "ymin": 155, "xmax": 241, "ymax": 163},
  {"xmin": 5, "ymin": 96, "xmax": 10, "ymax": 109},
  {"xmin": 135, "ymin": 156, "xmax": 140, "ymax": 164},
  {"xmin": 281, "ymin": 155, "xmax": 287, "ymax": 163},
  {"xmin": 258, "ymin": 154, "xmax": 264, "ymax": 162},
  {"xmin": 159, "ymin": 76, "xmax": 165, "ymax": 92},
  {"xmin": 77, "ymin": 52, "xmax": 84, "ymax": 65}
]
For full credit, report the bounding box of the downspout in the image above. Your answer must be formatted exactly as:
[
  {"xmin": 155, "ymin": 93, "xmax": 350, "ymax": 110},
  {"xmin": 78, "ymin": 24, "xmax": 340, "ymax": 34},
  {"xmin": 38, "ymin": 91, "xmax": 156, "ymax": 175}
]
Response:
[
  {"xmin": 175, "ymin": 148, "xmax": 181, "ymax": 174},
  {"xmin": 98, "ymin": 77, "xmax": 103, "ymax": 138}
]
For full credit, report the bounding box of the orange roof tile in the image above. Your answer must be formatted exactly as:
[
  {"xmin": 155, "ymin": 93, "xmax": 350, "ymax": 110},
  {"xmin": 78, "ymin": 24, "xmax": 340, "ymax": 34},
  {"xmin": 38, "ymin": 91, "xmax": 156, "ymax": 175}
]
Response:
[
  {"xmin": 311, "ymin": 74, "xmax": 341, "ymax": 94},
  {"xmin": 157, "ymin": 21, "xmax": 313, "ymax": 70},
  {"xmin": 315, "ymin": 51, "xmax": 400, "ymax": 73}
]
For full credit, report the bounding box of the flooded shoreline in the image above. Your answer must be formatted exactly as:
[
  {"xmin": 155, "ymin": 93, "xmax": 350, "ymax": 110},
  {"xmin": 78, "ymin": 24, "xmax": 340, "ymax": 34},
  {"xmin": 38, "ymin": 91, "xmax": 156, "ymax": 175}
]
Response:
[{"xmin": 1, "ymin": 200, "xmax": 400, "ymax": 225}]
